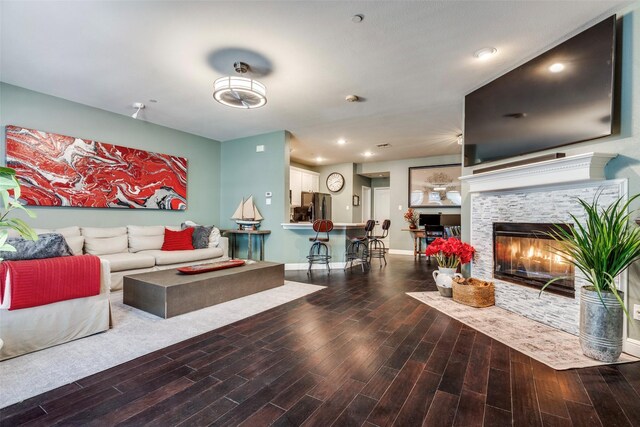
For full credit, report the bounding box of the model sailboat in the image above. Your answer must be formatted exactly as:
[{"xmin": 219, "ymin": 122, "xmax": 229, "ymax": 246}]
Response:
[{"xmin": 231, "ymin": 196, "xmax": 263, "ymax": 229}]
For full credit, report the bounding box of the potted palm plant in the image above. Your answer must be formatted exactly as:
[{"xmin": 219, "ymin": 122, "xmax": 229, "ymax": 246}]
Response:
[
  {"xmin": 543, "ymin": 193, "xmax": 640, "ymax": 362},
  {"xmin": 0, "ymin": 166, "xmax": 37, "ymax": 259}
]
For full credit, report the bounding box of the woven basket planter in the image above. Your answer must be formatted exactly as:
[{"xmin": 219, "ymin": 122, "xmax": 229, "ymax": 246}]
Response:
[{"xmin": 452, "ymin": 277, "xmax": 495, "ymax": 308}]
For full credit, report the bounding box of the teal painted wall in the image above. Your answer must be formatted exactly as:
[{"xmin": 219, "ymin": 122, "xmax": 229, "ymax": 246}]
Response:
[
  {"xmin": 460, "ymin": 5, "xmax": 640, "ymax": 341},
  {"xmin": 220, "ymin": 131, "xmax": 290, "ymax": 261},
  {"xmin": 0, "ymin": 83, "xmax": 221, "ymax": 228}
]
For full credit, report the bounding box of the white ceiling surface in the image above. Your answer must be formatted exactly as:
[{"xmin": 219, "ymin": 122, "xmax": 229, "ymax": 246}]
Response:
[{"xmin": 0, "ymin": 1, "xmax": 630, "ymax": 166}]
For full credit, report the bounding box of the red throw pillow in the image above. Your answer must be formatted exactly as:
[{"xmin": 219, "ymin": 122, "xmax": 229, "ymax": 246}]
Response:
[{"xmin": 161, "ymin": 228, "xmax": 194, "ymax": 251}]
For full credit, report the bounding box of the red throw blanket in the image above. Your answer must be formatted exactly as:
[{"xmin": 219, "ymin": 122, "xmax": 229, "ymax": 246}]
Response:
[{"xmin": 0, "ymin": 255, "xmax": 101, "ymax": 310}]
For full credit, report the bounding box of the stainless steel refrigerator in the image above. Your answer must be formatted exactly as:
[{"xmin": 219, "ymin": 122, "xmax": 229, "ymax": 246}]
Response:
[{"xmin": 301, "ymin": 192, "xmax": 332, "ymax": 221}]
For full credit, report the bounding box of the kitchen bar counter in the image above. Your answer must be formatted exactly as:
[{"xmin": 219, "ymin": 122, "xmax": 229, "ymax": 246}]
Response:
[
  {"xmin": 280, "ymin": 222, "xmax": 366, "ymax": 269},
  {"xmin": 281, "ymin": 222, "xmax": 366, "ymax": 230}
]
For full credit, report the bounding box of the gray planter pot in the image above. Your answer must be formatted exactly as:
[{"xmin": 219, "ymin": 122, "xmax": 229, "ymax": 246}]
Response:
[{"xmin": 580, "ymin": 286, "xmax": 624, "ymax": 362}]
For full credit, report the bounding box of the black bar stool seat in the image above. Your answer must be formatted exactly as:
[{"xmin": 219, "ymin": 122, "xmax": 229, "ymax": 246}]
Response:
[
  {"xmin": 369, "ymin": 219, "xmax": 390, "ymax": 266},
  {"xmin": 307, "ymin": 220, "xmax": 333, "ymax": 274},
  {"xmin": 344, "ymin": 220, "xmax": 375, "ymax": 272}
]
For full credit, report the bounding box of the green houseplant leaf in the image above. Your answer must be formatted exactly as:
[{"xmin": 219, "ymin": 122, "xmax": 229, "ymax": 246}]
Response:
[
  {"xmin": 0, "ymin": 167, "xmax": 37, "ymax": 261},
  {"xmin": 541, "ymin": 192, "xmax": 640, "ymax": 318}
]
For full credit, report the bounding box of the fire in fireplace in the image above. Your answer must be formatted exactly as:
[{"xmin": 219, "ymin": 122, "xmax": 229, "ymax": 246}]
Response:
[{"xmin": 493, "ymin": 223, "xmax": 575, "ymax": 297}]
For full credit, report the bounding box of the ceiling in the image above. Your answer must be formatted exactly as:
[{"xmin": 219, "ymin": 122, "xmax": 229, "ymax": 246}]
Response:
[{"xmin": 0, "ymin": 1, "xmax": 630, "ymax": 166}]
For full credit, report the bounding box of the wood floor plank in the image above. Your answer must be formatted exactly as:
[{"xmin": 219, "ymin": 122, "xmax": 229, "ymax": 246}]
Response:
[
  {"xmin": 394, "ymin": 369, "xmax": 441, "ymax": 426},
  {"xmin": 599, "ymin": 365, "xmax": 640, "ymax": 425},
  {"xmin": 452, "ymin": 389, "xmax": 485, "ymax": 427},
  {"xmin": 564, "ymin": 400, "xmax": 603, "ymax": 427},
  {"xmin": 486, "ymin": 367, "xmax": 511, "ymax": 412},
  {"xmin": 422, "ymin": 390, "xmax": 459, "ymax": 427},
  {"xmin": 330, "ymin": 393, "xmax": 377, "ymax": 427},
  {"xmin": 483, "ymin": 405, "xmax": 513, "ymax": 427},
  {"xmin": 511, "ymin": 359, "xmax": 543, "ymax": 427},
  {"xmin": 272, "ymin": 395, "xmax": 323, "ymax": 427},
  {"xmin": 366, "ymin": 360, "xmax": 425, "ymax": 426},
  {"xmin": 578, "ymin": 367, "xmax": 632, "ymax": 427}
]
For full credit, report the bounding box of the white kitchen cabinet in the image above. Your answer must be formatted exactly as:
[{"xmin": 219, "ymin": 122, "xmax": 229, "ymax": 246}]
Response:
[
  {"xmin": 290, "ymin": 167, "xmax": 319, "ymax": 206},
  {"xmin": 290, "ymin": 168, "xmax": 302, "ymax": 207}
]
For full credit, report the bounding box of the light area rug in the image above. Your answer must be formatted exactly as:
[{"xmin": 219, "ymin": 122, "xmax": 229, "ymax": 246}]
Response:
[
  {"xmin": 407, "ymin": 291, "xmax": 639, "ymax": 370},
  {"xmin": 0, "ymin": 281, "xmax": 324, "ymax": 409}
]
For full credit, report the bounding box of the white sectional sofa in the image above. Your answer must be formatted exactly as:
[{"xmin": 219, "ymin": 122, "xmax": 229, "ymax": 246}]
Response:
[{"xmin": 32, "ymin": 225, "xmax": 229, "ymax": 290}]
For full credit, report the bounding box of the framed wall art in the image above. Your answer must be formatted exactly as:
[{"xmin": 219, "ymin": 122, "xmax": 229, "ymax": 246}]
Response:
[
  {"xmin": 408, "ymin": 164, "xmax": 462, "ymax": 208},
  {"xmin": 5, "ymin": 125, "xmax": 187, "ymax": 210}
]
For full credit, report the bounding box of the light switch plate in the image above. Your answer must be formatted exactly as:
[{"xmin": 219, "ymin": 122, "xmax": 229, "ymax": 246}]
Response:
[
  {"xmin": 256, "ymin": 145, "xmax": 265, "ymax": 152},
  {"xmin": 266, "ymin": 198, "xmax": 272, "ymax": 205},
  {"xmin": 633, "ymin": 304, "xmax": 640, "ymax": 321}
]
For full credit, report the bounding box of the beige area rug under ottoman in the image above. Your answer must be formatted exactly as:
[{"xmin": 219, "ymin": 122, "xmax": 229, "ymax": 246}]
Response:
[{"xmin": 407, "ymin": 291, "xmax": 638, "ymax": 370}]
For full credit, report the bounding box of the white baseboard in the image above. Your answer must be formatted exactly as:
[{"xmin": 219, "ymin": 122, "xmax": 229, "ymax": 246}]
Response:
[
  {"xmin": 285, "ymin": 260, "xmax": 363, "ymax": 271},
  {"xmin": 388, "ymin": 249, "xmax": 414, "ymax": 256},
  {"xmin": 624, "ymin": 337, "xmax": 640, "ymax": 358}
]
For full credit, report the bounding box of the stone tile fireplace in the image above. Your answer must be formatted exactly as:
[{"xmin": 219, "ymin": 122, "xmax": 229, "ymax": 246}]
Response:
[{"xmin": 461, "ymin": 153, "xmax": 625, "ymax": 335}]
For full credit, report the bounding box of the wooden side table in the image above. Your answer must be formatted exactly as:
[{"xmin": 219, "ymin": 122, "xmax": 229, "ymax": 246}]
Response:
[
  {"xmin": 402, "ymin": 228, "xmax": 426, "ymax": 258},
  {"xmin": 223, "ymin": 229, "xmax": 271, "ymax": 260}
]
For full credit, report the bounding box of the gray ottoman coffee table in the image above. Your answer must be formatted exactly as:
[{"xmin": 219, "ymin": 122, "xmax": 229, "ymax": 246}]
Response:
[{"xmin": 123, "ymin": 261, "xmax": 284, "ymax": 318}]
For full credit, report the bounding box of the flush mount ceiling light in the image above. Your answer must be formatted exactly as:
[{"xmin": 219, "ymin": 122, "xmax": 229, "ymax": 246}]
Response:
[
  {"xmin": 474, "ymin": 47, "xmax": 497, "ymax": 60},
  {"xmin": 131, "ymin": 102, "xmax": 145, "ymax": 119},
  {"xmin": 548, "ymin": 62, "xmax": 565, "ymax": 73},
  {"xmin": 213, "ymin": 62, "xmax": 267, "ymax": 109},
  {"xmin": 337, "ymin": 138, "xmax": 347, "ymax": 145},
  {"xmin": 363, "ymin": 151, "xmax": 373, "ymax": 157}
]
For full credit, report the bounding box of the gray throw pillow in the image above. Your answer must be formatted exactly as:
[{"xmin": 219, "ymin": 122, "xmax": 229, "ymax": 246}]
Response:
[
  {"xmin": 1, "ymin": 233, "xmax": 72, "ymax": 261},
  {"xmin": 181, "ymin": 223, "xmax": 214, "ymax": 249}
]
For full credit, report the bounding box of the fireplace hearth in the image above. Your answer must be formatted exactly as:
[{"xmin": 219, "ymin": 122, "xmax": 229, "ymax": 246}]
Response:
[{"xmin": 493, "ymin": 223, "xmax": 575, "ymax": 297}]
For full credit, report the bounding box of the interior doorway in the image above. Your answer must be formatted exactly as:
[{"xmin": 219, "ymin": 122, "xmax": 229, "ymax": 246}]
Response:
[
  {"xmin": 361, "ymin": 186, "xmax": 371, "ymax": 222},
  {"xmin": 373, "ymin": 187, "xmax": 390, "ymax": 246}
]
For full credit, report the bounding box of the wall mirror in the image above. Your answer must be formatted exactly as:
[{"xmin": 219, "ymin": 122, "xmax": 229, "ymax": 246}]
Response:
[{"xmin": 408, "ymin": 164, "xmax": 462, "ymax": 208}]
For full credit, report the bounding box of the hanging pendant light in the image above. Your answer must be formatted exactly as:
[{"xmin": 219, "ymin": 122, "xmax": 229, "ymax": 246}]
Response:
[{"xmin": 213, "ymin": 62, "xmax": 267, "ymax": 109}]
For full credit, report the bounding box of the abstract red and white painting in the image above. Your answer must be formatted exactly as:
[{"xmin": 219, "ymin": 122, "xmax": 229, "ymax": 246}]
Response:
[{"xmin": 5, "ymin": 125, "xmax": 187, "ymax": 210}]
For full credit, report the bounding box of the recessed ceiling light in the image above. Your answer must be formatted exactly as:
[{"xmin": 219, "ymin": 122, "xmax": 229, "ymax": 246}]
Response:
[
  {"xmin": 363, "ymin": 151, "xmax": 373, "ymax": 157},
  {"xmin": 548, "ymin": 63, "xmax": 565, "ymax": 73},
  {"xmin": 316, "ymin": 156, "xmax": 323, "ymax": 162},
  {"xmin": 337, "ymin": 138, "xmax": 347, "ymax": 145},
  {"xmin": 352, "ymin": 14, "xmax": 364, "ymax": 23},
  {"xmin": 474, "ymin": 47, "xmax": 497, "ymax": 60}
]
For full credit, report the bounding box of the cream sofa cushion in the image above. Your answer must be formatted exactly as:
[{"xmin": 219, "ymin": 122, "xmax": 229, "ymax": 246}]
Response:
[
  {"xmin": 65, "ymin": 236, "xmax": 85, "ymax": 256},
  {"xmin": 84, "ymin": 235, "xmax": 128, "ymax": 256},
  {"xmin": 99, "ymin": 252, "xmax": 156, "ymax": 272},
  {"xmin": 127, "ymin": 225, "xmax": 165, "ymax": 253},
  {"xmin": 33, "ymin": 226, "xmax": 81, "ymax": 238},
  {"xmin": 81, "ymin": 227, "xmax": 127, "ymax": 238},
  {"xmin": 138, "ymin": 247, "xmax": 223, "ymax": 266}
]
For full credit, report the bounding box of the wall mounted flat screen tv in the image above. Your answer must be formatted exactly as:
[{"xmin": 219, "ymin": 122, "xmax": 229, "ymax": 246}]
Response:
[{"xmin": 464, "ymin": 16, "xmax": 616, "ymax": 167}]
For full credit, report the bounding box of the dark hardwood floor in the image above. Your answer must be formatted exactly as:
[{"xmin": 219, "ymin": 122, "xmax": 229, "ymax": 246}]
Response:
[{"xmin": 1, "ymin": 255, "xmax": 639, "ymax": 426}]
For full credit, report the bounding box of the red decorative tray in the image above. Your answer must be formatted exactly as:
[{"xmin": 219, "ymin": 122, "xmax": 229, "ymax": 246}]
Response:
[{"xmin": 177, "ymin": 259, "xmax": 246, "ymax": 274}]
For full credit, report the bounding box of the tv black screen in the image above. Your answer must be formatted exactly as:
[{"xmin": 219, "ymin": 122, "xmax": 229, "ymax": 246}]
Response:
[{"xmin": 464, "ymin": 16, "xmax": 616, "ymax": 167}]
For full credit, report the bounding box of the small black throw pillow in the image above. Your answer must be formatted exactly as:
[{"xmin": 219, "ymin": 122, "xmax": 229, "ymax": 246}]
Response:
[
  {"xmin": 181, "ymin": 223, "xmax": 213, "ymax": 249},
  {"xmin": 0, "ymin": 233, "xmax": 72, "ymax": 261}
]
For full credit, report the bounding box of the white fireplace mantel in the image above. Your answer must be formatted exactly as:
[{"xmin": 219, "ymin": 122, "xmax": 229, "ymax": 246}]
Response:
[{"xmin": 460, "ymin": 152, "xmax": 617, "ymax": 193}]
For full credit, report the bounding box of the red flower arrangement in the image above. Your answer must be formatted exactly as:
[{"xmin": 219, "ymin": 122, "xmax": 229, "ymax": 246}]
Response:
[
  {"xmin": 403, "ymin": 208, "xmax": 419, "ymax": 227},
  {"xmin": 425, "ymin": 237, "xmax": 475, "ymax": 268}
]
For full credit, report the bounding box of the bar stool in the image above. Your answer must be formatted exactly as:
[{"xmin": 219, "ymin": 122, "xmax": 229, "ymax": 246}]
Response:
[
  {"xmin": 307, "ymin": 219, "xmax": 334, "ymax": 274},
  {"xmin": 344, "ymin": 220, "xmax": 376, "ymax": 272},
  {"xmin": 369, "ymin": 219, "xmax": 390, "ymax": 266}
]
